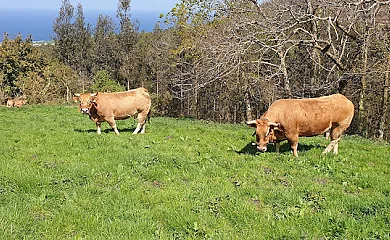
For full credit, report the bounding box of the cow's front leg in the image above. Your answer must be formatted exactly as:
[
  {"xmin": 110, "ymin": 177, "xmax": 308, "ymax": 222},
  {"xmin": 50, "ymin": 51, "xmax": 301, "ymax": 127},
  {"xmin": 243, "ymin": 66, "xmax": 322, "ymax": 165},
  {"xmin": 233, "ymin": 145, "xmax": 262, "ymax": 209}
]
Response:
[
  {"xmin": 96, "ymin": 122, "xmax": 102, "ymax": 134},
  {"xmin": 106, "ymin": 118, "xmax": 120, "ymax": 135},
  {"xmin": 275, "ymin": 142, "xmax": 280, "ymax": 153}
]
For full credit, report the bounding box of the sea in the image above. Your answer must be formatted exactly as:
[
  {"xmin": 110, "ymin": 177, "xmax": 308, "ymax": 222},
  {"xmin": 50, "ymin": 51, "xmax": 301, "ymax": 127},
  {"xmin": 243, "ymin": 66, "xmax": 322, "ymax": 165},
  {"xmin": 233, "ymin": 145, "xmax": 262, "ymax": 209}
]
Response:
[{"xmin": 0, "ymin": 8, "xmax": 165, "ymax": 42}]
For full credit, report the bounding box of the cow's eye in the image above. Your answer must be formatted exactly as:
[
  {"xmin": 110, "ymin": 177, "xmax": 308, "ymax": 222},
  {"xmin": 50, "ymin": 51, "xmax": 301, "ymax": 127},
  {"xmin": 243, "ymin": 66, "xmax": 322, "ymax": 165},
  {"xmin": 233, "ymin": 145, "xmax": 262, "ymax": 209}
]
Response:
[{"xmin": 265, "ymin": 128, "xmax": 271, "ymax": 136}]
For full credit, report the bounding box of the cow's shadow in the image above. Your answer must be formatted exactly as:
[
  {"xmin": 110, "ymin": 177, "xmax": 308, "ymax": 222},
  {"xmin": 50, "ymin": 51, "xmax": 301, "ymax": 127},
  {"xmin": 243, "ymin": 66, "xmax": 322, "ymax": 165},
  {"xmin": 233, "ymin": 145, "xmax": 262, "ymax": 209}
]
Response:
[
  {"xmin": 74, "ymin": 127, "xmax": 136, "ymax": 134},
  {"xmin": 236, "ymin": 142, "xmax": 323, "ymax": 155}
]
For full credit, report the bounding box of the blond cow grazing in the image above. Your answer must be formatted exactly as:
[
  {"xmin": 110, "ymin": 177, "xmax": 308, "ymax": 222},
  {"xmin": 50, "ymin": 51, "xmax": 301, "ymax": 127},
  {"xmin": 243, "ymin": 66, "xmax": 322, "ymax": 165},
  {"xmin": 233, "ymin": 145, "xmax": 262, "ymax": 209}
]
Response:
[
  {"xmin": 7, "ymin": 99, "xmax": 27, "ymax": 108},
  {"xmin": 73, "ymin": 88, "xmax": 151, "ymax": 135},
  {"xmin": 246, "ymin": 94, "xmax": 354, "ymax": 156}
]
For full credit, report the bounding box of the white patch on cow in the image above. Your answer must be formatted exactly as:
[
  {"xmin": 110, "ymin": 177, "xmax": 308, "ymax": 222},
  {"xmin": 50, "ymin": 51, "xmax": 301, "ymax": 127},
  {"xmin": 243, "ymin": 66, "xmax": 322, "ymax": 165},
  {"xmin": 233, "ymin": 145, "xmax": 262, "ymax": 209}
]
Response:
[
  {"xmin": 133, "ymin": 123, "xmax": 141, "ymax": 134},
  {"xmin": 140, "ymin": 123, "xmax": 146, "ymax": 134},
  {"xmin": 322, "ymin": 137, "xmax": 340, "ymax": 154},
  {"xmin": 96, "ymin": 122, "xmax": 102, "ymax": 134}
]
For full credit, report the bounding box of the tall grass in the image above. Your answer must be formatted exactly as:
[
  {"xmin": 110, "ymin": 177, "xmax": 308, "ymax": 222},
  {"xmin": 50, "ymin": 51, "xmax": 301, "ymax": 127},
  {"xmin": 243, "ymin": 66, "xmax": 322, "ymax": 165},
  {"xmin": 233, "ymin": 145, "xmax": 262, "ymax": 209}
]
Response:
[{"xmin": 0, "ymin": 105, "xmax": 389, "ymax": 239}]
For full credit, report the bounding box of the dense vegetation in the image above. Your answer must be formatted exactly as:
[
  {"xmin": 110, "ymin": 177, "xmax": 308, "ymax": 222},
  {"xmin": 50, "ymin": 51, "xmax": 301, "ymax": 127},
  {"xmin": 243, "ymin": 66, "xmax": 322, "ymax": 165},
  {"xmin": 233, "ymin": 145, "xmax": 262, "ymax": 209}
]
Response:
[
  {"xmin": 0, "ymin": 0, "xmax": 389, "ymax": 141},
  {"xmin": 0, "ymin": 105, "xmax": 389, "ymax": 239}
]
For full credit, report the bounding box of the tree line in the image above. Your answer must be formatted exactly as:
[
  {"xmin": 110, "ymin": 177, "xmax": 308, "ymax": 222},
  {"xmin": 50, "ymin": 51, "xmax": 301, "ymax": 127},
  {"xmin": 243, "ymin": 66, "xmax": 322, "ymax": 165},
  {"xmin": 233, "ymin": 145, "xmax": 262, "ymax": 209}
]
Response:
[{"xmin": 0, "ymin": 0, "xmax": 389, "ymax": 141}]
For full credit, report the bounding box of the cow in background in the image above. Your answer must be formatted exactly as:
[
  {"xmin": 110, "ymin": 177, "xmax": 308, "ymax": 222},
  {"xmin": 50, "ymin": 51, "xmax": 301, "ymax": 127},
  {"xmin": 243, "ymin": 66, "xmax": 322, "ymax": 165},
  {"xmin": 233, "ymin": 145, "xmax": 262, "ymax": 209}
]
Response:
[
  {"xmin": 7, "ymin": 99, "xmax": 27, "ymax": 108},
  {"xmin": 73, "ymin": 87, "xmax": 151, "ymax": 135},
  {"xmin": 246, "ymin": 94, "xmax": 354, "ymax": 156}
]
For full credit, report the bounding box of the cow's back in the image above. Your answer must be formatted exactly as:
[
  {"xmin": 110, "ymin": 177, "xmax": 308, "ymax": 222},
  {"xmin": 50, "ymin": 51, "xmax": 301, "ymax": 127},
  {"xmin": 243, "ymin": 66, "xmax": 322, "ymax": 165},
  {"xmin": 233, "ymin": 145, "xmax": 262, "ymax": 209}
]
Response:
[
  {"xmin": 95, "ymin": 88, "xmax": 151, "ymax": 118},
  {"xmin": 266, "ymin": 94, "xmax": 354, "ymax": 136},
  {"xmin": 14, "ymin": 99, "xmax": 26, "ymax": 107}
]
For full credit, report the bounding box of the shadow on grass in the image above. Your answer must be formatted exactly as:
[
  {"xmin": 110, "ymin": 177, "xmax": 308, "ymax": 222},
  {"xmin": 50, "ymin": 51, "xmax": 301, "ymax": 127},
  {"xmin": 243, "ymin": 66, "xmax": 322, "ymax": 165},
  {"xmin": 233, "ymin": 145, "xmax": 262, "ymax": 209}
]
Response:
[
  {"xmin": 236, "ymin": 141, "xmax": 324, "ymax": 155},
  {"xmin": 74, "ymin": 127, "xmax": 136, "ymax": 134}
]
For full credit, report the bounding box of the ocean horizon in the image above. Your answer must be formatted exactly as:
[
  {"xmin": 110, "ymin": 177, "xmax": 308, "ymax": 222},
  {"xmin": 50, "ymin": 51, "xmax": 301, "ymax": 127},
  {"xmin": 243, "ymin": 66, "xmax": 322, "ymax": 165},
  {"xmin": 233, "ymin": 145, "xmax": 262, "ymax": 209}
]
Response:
[{"xmin": 0, "ymin": 8, "xmax": 166, "ymax": 41}]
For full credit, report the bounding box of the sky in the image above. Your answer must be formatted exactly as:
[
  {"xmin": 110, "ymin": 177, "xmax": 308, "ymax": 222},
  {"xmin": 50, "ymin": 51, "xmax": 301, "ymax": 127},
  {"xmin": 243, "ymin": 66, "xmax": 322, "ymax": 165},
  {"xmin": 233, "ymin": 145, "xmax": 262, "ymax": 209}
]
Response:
[
  {"xmin": 2, "ymin": 0, "xmax": 180, "ymax": 12},
  {"xmin": 0, "ymin": 0, "xmax": 182, "ymax": 40}
]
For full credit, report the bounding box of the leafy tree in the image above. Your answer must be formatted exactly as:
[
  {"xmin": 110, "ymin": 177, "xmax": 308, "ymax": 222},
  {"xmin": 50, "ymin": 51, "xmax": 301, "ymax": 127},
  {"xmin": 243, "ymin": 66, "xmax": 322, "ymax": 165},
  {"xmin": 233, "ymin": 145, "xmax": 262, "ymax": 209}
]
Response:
[
  {"xmin": 53, "ymin": 0, "xmax": 75, "ymax": 66},
  {"xmin": 91, "ymin": 70, "xmax": 125, "ymax": 92},
  {"xmin": 73, "ymin": 3, "xmax": 93, "ymax": 83},
  {"xmin": 53, "ymin": 0, "xmax": 92, "ymax": 91},
  {"xmin": 0, "ymin": 33, "xmax": 47, "ymax": 101},
  {"xmin": 116, "ymin": 0, "xmax": 140, "ymax": 89},
  {"xmin": 0, "ymin": 32, "xmax": 79, "ymax": 104},
  {"xmin": 92, "ymin": 14, "xmax": 120, "ymax": 76}
]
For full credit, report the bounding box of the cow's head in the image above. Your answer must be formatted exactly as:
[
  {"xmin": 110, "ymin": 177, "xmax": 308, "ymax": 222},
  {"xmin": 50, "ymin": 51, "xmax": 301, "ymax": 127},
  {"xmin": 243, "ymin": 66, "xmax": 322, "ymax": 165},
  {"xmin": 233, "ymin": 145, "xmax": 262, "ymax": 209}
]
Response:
[
  {"xmin": 73, "ymin": 93, "xmax": 98, "ymax": 114},
  {"xmin": 246, "ymin": 118, "xmax": 281, "ymax": 152}
]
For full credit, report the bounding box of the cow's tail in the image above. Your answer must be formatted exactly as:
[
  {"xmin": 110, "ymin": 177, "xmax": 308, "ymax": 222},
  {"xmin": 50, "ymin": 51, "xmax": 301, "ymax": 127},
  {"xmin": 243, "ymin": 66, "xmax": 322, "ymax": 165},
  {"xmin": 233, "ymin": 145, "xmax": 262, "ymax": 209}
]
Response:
[{"xmin": 147, "ymin": 108, "xmax": 151, "ymax": 124}]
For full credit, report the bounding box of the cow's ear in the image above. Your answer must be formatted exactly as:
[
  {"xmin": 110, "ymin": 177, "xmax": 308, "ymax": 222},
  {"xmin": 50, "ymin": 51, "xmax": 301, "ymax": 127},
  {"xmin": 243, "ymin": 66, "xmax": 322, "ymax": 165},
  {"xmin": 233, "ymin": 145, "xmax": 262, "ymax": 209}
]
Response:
[
  {"xmin": 73, "ymin": 95, "xmax": 80, "ymax": 102},
  {"xmin": 245, "ymin": 120, "xmax": 257, "ymax": 128}
]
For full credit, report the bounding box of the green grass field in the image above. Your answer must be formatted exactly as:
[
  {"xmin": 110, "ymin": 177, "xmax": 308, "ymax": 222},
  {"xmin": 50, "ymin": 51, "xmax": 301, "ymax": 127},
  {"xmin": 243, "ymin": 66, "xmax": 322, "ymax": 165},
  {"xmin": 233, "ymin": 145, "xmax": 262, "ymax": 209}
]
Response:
[{"xmin": 0, "ymin": 105, "xmax": 389, "ymax": 239}]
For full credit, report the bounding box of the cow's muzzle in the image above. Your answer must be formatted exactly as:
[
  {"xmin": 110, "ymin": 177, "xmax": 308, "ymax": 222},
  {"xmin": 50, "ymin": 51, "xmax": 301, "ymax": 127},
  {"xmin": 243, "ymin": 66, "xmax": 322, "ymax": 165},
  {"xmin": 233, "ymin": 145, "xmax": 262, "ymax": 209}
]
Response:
[
  {"xmin": 257, "ymin": 146, "xmax": 267, "ymax": 152},
  {"xmin": 81, "ymin": 108, "xmax": 89, "ymax": 114},
  {"xmin": 252, "ymin": 142, "xmax": 267, "ymax": 152}
]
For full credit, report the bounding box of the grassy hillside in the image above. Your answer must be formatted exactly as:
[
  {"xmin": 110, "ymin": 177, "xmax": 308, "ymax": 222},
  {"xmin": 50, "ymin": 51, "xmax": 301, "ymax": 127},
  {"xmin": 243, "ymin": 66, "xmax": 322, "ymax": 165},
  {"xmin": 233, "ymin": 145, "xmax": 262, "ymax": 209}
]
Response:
[{"xmin": 0, "ymin": 105, "xmax": 389, "ymax": 239}]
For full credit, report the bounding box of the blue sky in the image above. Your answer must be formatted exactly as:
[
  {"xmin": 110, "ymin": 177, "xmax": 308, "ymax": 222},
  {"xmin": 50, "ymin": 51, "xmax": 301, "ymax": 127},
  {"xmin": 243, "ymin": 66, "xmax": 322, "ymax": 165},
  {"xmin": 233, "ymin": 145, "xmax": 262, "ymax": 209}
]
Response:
[{"xmin": 2, "ymin": 0, "xmax": 180, "ymax": 11}]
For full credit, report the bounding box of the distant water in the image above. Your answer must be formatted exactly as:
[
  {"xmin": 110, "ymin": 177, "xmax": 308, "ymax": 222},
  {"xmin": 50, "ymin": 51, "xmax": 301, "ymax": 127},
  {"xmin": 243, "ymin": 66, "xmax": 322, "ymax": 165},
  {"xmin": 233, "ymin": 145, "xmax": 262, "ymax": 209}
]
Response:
[{"xmin": 0, "ymin": 9, "xmax": 165, "ymax": 41}]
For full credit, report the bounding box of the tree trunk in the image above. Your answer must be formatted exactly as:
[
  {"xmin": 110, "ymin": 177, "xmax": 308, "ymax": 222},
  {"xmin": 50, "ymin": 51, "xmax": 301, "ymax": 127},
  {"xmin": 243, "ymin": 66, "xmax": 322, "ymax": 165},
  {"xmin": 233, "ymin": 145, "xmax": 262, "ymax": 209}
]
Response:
[
  {"xmin": 307, "ymin": 0, "xmax": 321, "ymax": 96},
  {"xmin": 194, "ymin": 74, "xmax": 198, "ymax": 119},
  {"xmin": 378, "ymin": 52, "xmax": 390, "ymax": 140},
  {"xmin": 279, "ymin": 48, "xmax": 292, "ymax": 98},
  {"xmin": 358, "ymin": 36, "xmax": 369, "ymax": 136},
  {"xmin": 244, "ymin": 88, "xmax": 252, "ymax": 121}
]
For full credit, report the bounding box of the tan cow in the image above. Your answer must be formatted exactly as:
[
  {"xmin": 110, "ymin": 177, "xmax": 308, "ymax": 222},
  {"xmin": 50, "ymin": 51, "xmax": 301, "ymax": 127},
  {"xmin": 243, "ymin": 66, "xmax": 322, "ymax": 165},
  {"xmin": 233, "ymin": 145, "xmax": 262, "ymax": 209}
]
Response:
[
  {"xmin": 246, "ymin": 94, "xmax": 354, "ymax": 156},
  {"xmin": 73, "ymin": 88, "xmax": 151, "ymax": 135},
  {"xmin": 7, "ymin": 99, "xmax": 27, "ymax": 108}
]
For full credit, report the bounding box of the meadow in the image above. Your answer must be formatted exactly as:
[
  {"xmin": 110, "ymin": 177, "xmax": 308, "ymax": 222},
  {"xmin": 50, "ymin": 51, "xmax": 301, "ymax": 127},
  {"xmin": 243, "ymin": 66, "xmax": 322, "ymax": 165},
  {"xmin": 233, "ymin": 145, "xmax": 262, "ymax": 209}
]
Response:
[{"xmin": 0, "ymin": 105, "xmax": 389, "ymax": 239}]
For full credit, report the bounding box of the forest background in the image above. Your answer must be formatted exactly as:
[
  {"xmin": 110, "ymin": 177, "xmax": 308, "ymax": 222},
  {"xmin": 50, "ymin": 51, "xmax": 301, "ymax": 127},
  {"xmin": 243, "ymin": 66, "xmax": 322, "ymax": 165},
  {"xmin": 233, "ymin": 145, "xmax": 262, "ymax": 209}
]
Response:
[{"xmin": 0, "ymin": 0, "xmax": 389, "ymax": 141}]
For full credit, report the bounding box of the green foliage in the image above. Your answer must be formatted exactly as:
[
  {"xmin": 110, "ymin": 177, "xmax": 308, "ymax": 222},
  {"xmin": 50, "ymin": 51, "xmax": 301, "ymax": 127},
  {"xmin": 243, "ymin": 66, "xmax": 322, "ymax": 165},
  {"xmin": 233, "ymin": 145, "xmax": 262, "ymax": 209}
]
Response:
[
  {"xmin": 150, "ymin": 92, "xmax": 174, "ymax": 117},
  {"xmin": 0, "ymin": 105, "xmax": 389, "ymax": 239},
  {"xmin": 92, "ymin": 70, "xmax": 125, "ymax": 92},
  {"xmin": 0, "ymin": 34, "xmax": 46, "ymax": 99},
  {"xmin": 0, "ymin": 33, "xmax": 80, "ymax": 104}
]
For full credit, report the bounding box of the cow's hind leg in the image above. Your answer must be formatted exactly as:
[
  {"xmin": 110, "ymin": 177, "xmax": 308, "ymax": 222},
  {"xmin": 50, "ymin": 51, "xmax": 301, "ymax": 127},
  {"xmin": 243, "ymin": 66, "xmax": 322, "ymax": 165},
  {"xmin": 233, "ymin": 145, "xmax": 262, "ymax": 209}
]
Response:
[
  {"xmin": 322, "ymin": 125, "xmax": 346, "ymax": 154},
  {"xmin": 140, "ymin": 120, "xmax": 146, "ymax": 134},
  {"xmin": 133, "ymin": 114, "xmax": 147, "ymax": 134},
  {"xmin": 322, "ymin": 138, "xmax": 340, "ymax": 154},
  {"xmin": 133, "ymin": 122, "xmax": 141, "ymax": 134}
]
